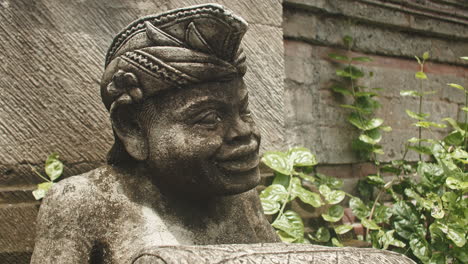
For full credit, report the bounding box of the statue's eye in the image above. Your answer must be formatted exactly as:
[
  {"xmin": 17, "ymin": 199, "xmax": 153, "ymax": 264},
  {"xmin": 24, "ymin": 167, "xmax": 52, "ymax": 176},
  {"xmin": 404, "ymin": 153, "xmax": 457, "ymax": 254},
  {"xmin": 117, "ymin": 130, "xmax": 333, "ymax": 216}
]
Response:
[{"xmin": 198, "ymin": 112, "xmax": 222, "ymax": 126}]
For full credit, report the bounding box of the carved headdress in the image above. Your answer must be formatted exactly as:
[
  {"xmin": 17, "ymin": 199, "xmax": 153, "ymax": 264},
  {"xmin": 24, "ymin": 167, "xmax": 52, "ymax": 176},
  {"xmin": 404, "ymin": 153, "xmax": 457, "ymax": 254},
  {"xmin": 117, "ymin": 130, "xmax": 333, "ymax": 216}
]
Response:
[{"xmin": 101, "ymin": 4, "xmax": 248, "ymax": 111}]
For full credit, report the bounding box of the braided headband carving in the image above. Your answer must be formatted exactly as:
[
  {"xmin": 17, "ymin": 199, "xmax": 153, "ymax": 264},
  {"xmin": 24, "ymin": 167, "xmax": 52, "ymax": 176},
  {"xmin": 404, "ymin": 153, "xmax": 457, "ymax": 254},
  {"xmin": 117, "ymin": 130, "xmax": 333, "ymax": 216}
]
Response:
[{"xmin": 101, "ymin": 4, "xmax": 248, "ymax": 111}]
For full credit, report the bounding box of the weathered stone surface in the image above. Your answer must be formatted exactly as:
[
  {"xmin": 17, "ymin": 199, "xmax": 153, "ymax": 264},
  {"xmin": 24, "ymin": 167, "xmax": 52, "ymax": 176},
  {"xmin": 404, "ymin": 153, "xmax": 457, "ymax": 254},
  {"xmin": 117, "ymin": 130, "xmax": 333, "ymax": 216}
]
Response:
[
  {"xmin": 0, "ymin": 202, "xmax": 39, "ymax": 253},
  {"xmin": 1, "ymin": 1, "xmax": 284, "ymax": 260},
  {"xmin": 285, "ymin": 0, "xmax": 468, "ymax": 40},
  {"xmin": 132, "ymin": 243, "xmax": 416, "ymax": 264},
  {"xmin": 284, "ymin": 40, "xmax": 467, "ymax": 164},
  {"xmin": 284, "ymin": 2, "xmax": 468, "ymax": 66}
]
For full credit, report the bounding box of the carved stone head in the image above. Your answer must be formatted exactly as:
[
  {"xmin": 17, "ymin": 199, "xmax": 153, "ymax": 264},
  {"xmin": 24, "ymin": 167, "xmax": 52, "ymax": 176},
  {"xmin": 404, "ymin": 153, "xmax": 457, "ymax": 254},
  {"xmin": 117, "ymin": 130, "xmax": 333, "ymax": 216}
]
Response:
[{"xmin": 100, "ymin": 4, "xmax": 260, "ymax": 197}]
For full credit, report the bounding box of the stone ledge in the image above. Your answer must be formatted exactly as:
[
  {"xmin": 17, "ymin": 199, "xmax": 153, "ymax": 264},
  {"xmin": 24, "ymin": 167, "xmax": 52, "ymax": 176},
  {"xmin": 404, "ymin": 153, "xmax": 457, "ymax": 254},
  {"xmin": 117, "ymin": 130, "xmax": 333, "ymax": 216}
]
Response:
[
  {"xmin": 284, "ymin": 0, "xmax": 468, "ymax": 39},
  {"xmin": 132, "ymin": 243, "xmax": 416, "ymax": 263}
]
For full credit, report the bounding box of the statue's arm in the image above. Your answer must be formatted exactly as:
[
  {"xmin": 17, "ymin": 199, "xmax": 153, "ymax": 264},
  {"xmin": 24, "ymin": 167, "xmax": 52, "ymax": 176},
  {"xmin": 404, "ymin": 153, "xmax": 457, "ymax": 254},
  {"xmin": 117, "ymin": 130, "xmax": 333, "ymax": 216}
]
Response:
[{"xmin": 30, "ymin": 177, "xmax": 95, "ymax": 263}]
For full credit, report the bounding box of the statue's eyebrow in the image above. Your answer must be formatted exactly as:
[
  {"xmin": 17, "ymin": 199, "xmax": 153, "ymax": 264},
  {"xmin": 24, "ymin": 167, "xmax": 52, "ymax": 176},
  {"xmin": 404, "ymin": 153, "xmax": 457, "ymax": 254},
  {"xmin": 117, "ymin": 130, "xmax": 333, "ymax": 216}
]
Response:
[{"xmin": 176, "ymin": 97, "xmax": 227, "ymax": 115}]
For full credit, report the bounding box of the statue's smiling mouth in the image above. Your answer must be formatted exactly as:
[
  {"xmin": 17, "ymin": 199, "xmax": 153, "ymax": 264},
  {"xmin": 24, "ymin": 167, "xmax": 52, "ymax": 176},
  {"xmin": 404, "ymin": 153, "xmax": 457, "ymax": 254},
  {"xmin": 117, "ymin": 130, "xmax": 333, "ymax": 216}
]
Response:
[
  {"xmin": 216, "ymin": 152, "xmax": 260, "ymax": 173},
  {"xmin": 215, "ymin": 140, "xmax": 260, "ymax": 173}
]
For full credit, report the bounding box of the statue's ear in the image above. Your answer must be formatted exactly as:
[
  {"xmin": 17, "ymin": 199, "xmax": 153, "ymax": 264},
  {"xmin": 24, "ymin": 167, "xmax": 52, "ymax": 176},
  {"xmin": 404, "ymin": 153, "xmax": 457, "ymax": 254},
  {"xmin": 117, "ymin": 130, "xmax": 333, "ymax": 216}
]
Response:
[{"xmin": 110, "ymin": 103, "xmax": 148, "ymax": 161}]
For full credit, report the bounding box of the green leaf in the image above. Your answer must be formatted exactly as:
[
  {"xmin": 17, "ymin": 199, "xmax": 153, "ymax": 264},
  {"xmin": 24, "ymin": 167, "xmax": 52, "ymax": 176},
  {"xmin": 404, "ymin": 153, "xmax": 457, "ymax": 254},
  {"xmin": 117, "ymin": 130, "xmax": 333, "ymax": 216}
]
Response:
[
  {"xmin": 380, "ymin": 125, "xmax": 392, "ymax": 132},
  {"xmin": 348, "ymin": 113, "xmax": 383, "ymax": 131},
  {"xmin": 321, "ymin": 205, "xmax": 344, "ymax": 222},
  {"xmin": 359, "ymin": 134, "xmax": 378, "ymax": 145},
  {"xmin": 451, "ymin": 148, "xmax": 468, "ymax": 164},
  {"xmin": 405, "ymin": 109, "xmax": 429, "ymax": 120},
  {"xmin": 463, "ymin": 107, "xmax": 468, "ymax": 112},
  {"xmin": 331, "ymin": 237, "xmax": 344, "ymax": 247},
  {"xmin": 32, "ymin": 189, "xmax": 46, "ymax": 200},
  {"xmin": 288, "ymin": 147, "xmax": 317, "ymax": 167},
  {"xmin": 277, "ymin": 230, "xmax": 297, "ymax": 243},
  {"xmin": 430, "ymin": 203, "xmax": 445, "ymax": 219},
  {"xmin": 418, "ymin": 162, "xmax": 446, "ymax": 189},
  {"xmin": 414, "ymin": 121, "xmax": 446, "ymax": 128},
  {"xmin": 260, "ymin": 184, "xmax": 288, "ymax": 202},
  {"xmin": 315, "ymin": 173, "xmax": 343, "ymax": 189},
  {"xmin": 319, "ymin": 185, "xmax": 345, "ymax": 205},
  {"xmin": 260, "ymin": 199, "xmax": 281, "ymax": 215},
  {"xmin": 32, "ymin": 182, "xmax": 54, "ymax": 200},
  {"xmin": 366, "ymin": 129, "xmax": 383, "ymax": 144},
  {"xmin": 436, "ymin": 223, "xmax": 466, "ymax": 247},
  {"xmin": 400, "ymin": 90, "xmax": 422, "ymax": 97},
  {"xmin": 404, "ymin": 188, "xmax": 432, "ymax": 210},
  {"xmin": 331, "ymin": 85, "xmax": 352, "ymax": 96},
  {"xmin": 446, "ymin": 177, "xmax": 468, "ymax": 190},
  {"xmin": 379, "ymin": 230, "xmax": 405, "ymax": 250},
  {"xmin": 407, "ymin": 137, "xmax": 421, "ymax": 143},
  {"xmin": 392, "ymin": 201, "xmax": 425, "ymax": 240},
  {"xmin": 349, "ymin": 197, "xmax": 370, "ymax": 219},
  {"xmin": 328, "ymin": 53, "xmax": 349, "ymax": 61},
  {"xmin": 259, "ymin": 184, "xmax": 288, "ymax": 215},
  {"xmin": 373, "ymin": 204, "xmax": 392, "ymax": 224},
  {"xmin": 415, "ymin": 71, "xmax": 427, "ymax": 79},
  {"xmin": 361, "ymin": 218, "xmax": 380, "ymax": 230},
  {"xmin": 262, "ymin": 152, "xmax": 292, "ymax": 175},
  {"xmin": 298, "ymin": 172, "xmax": 315, "ymax": 183},
  {"xmin": 380, "ymin": 165, "xmax": 401, "ymax": 174},
  {"xmin": 366, "ymin": 175, "xmax": 384, "ymax": 186},
  {"xmin": 461, "ymin": 56, "xmax": 468, "ymax": 60},
  {"xmin": 422, "ymin": 52, "xmax": 430, "ymax": 60},
  {"xmin": 339, "ymin": 66, "xmax": 364, "ymax": 79},
  {"xmin": 409, "ymin": 235, "xmax": 431, "ymax": 262},
  {"xmin": 336, "ymin": 69, "xmax": 351, "ymax": 78},
  {"xmin": 352, "ymin": 56, "xmax": 372, "ymax": 62},
  {"xmin": 443, "ymin": 118, "xmax": 465, "ymax": 134},
  {"xmin": 314, "ymin": 227, "xmax": 331, "ymax": 242},
  {"xmin": 444, "ymin": 131, "xmax": 464, "ymax": 146},
  {"xmin": 372, "ymin": 146, "xmax": 384, "ymax": 154},
  {"xmin": 272, "ymin": 173, "xmax": 289, "ymax": 188},
  {"xmin": 334, "ymin": 224, "xmax": 353, "ymax": 235},
  {"xmin": 447, "ymin": 83, "xmax": 465, "ymax": 90},
  {"xmin": 45, "ymin": 153, "xmax": 63, "ymax": 181},
  {"xmin": 272, "ymin": 210, "xmax": 304, "ymax": 240},
  {"xmin": 291, "ymin": 178, "xmax": 323, "ymax": 207}
]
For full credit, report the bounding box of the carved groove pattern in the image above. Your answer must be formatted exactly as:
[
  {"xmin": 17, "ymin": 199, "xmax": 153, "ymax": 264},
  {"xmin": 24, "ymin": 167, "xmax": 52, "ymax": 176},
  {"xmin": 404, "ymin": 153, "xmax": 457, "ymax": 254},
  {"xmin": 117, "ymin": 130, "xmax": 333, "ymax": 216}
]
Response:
[
  {"xmin": 106, "ymin": 5, "xmax": 241, "ymax": 66},
  {"xmin": 132, "ymin": 244, "xmax": 416, "ymax": 264},
  {"xmin": 123, "ymin": 51, "xmax": 198, "ymax": 86}
]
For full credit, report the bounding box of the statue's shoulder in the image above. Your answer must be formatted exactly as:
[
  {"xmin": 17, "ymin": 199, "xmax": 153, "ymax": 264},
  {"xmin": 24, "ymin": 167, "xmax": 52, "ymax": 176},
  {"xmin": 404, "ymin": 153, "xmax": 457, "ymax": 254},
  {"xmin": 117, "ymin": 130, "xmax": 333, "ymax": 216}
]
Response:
[{"xmin": 38, "ymin": 167, "xmax": 108, "ymax": 218}]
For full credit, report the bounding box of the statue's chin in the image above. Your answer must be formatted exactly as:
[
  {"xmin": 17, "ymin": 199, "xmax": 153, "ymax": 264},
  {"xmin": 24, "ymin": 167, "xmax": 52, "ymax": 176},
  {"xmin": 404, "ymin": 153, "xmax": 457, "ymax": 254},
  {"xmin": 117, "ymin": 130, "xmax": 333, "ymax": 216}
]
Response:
[{"xmin": 163, "ymin": 166, "xmax": 261, "ymax": 198}]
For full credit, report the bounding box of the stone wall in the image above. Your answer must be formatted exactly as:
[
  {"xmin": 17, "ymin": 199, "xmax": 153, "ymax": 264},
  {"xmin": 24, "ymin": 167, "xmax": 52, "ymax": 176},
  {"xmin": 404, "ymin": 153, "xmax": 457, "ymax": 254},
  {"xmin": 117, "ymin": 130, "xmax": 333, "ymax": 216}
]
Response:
[
  {"xmin": 1, "ymin": 0, "xmax": 467, "ymax": 262},
  {"xmin": 0, "ymin": 0, "xmax": 284, "ymax": 262},
  {"xmin": 283, "ymin": 0, "xmax": 468, "ymax": 194}
]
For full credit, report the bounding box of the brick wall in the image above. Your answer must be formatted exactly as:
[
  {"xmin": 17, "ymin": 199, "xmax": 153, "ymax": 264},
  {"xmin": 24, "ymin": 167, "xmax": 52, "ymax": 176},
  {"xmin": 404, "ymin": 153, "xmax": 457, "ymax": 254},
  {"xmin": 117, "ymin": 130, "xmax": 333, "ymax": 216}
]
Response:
[
  {"xmin": 283, "ymin": 0, "xmax": 468, "ymax": 187},
  {"xmin": 0, "ymin": 0, "xmax": 284, "ymax": 262}
]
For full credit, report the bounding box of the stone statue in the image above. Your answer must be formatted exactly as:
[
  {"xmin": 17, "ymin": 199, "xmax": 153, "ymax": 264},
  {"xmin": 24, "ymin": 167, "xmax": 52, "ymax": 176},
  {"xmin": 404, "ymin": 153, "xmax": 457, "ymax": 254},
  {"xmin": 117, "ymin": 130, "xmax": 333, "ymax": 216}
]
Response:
[
  {"xmin": 31, "ymin": 4, "xmax": 279, "ymax": 263},
  {"xmin": 31, "ymin": 4, "xmax": 415, "ymax": 264}
]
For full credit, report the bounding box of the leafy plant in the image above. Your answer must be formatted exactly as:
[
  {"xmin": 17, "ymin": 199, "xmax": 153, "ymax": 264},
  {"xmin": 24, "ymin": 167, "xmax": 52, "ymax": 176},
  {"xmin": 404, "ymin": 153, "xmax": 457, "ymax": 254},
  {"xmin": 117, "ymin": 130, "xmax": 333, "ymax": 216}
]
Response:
[
  {"xmin": 329, "ymin": 35, "xmax": 390, "ymax": 160},
  {"xmin": 260, "ymin": 147, "xmax": 351, "ymax": 245},
  {"xmin": 261, "ymin": 54, "xmax": 468, "ymax": 264},
  {"xmin": 30, "ymin": 153, "xmax": 64, "ymax": 200},
  {"xmin": 349, "ymin": 53, "xmax": 468, "ymax": 263}
]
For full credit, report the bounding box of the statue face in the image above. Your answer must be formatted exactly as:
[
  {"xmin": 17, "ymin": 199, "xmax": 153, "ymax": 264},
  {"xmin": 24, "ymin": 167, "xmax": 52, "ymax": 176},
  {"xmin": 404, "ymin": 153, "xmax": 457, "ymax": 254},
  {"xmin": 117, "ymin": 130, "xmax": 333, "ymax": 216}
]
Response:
[{"xmin": 143, "ymin": 78, "xmax": 261, "ymax": 197}]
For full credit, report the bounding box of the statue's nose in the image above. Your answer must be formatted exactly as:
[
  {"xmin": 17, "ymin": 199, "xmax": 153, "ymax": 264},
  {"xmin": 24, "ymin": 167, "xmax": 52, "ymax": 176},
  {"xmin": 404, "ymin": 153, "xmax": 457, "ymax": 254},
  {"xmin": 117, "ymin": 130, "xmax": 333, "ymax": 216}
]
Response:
[{"xmin": 225, "ymin": 117, "xmax": 253, "ymax": 144}]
